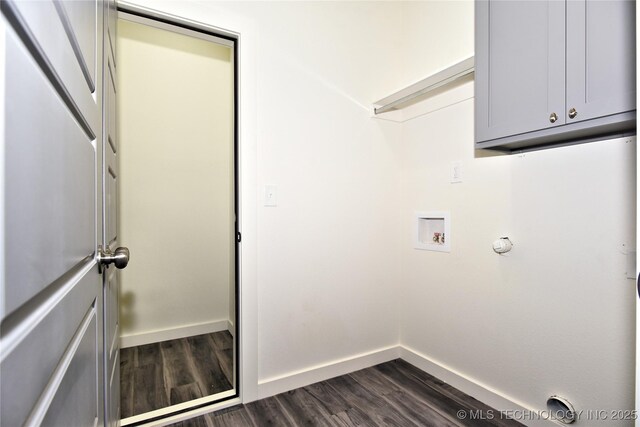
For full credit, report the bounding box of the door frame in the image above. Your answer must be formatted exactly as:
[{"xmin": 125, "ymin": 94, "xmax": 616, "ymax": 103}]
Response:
[
  {"xmin": 636, "ymin": 1, "xmax": 639, "ymax": 424},
  {"xmin": 116, "ymin": 1, "xmax": 259, "ymax": 424}
]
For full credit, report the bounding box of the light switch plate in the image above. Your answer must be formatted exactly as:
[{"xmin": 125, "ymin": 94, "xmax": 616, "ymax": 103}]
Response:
[
  {"xmin": 450, "ymin": 161, "xmax": 463, "ymax": 183},
  {"xmin": 627, "ymin": 250, "xmax": 636, "ymax": 279},
  {"xmin": 264, "ymin": 185, "xmax": 277, "ymax": 207}
]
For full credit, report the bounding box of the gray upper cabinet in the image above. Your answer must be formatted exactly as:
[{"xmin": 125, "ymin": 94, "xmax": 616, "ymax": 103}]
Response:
[
  {"xmin": 566, "ymin": 1, "xmax": 636, "ymax": 123},
  {"xmin": 475, "ymin": 1, "xmax": 566, "ymax": 143},
  {"xmin": 475, "ymin": 0, "xmax": 636, "ymax": 152}
]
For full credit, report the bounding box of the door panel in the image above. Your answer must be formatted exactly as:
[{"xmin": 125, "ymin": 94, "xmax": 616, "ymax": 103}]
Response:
[
  {"xmin": 475, "ymin": 0, "xmax": 566, "ymax": 142},
  {"xmin": 566, "ymin": 0, "xmax": 636, "ymax": 122},
  {"xmin": 1, "ymin": 1, "xmax": 105, "ymax": 426},
  {"xmin": 4, "ymin": 18, "xmax": 95, "ymax": 317},
  {"xmin": 107, "ymin": 149, "xmax": 118, "ymax": 246},
  {"xmin": 56, "ymin": 0, "xmax": 98, "ymax": 91},
  {"xmin": 106, "ymin": 0, "xmax": 116, "ymax": 68},
  {"xmin": 41, "ymin": 311, "xmax": 99, "ymax": 427},
  {"xmin": 9, "ymin": 0, "xmax": 99, "ymax": 130},
  {"xmin": 0, "ymin": 263, "xmax": 98, "ymax": 427},
  {"xmin": 106, "ymin": 268, "xmax": 119, "ymax": 360},
  {"xmin": 106, "ymin": 56, "xmax": 118, "ymax": 247},
  {"xmin": 108, "ymin": 60, "xmax": 117, "ymax": 152}
]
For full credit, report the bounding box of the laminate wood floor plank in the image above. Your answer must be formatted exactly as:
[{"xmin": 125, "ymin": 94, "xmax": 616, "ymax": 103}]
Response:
[
  {"xmin": 392, "ymin": 360, "xmax": 478, "ymax": 404},
  {"xmin": 339, "ymin": 406, "xmax": 386, "ymax": 426},
  {"xmin": 120, "ymin": 346, "xmax": 134, "ymax": 365},
  {"xmin": 120, "ymin": 332, "xmax": 234, "ymax": 419},
  {"xmin": 216, "ymin": 348, "xmax": 234, "ymax": 385},
  {"xmin": 209, "ymin": 332, "xmax": 233, "ymax": 385},
  {"xmin": 160, "ymin": 339, "xmax": 198, "ymax": 393},
  {"xmin": 185, "ymin": 334, "xmax": 231, "ymax": 396},
  {"xmin": 330, "ymin": 412, "xmax": 358, "ymax": 427},
  {"xmin": 376, "ymin": 362, "xmax": 486, "ymax": 426},
  {"xmin": 206, "ymin": 406, "xmax": 255, "ymax": 427},
  {"xmin": 164, "ymin": 359, "xmax": 524, "ymax": 427},
  {"xmin": 324, "ymin": 374, "xmax": 418, "ymax": 426},
  {"xmin": 136, "ymin": 342, "xmax": 161, "ymax": 366},
  {"xmin": 120, "ymin": 347, "xmax": 134, "ymax": 418},
  {"xmin": 380, "ymin": 389, "xmax": 461, "ymax": 427},
  {"xmin": 210, "ymin": 331, "xmax": 232, "ymax": 351},
  {"xmin": 303, "ymin": 380, "xmax": 352, "ymax": 415},
  {"xmin": 244, "ymin": 396, "xmax": 297, "ymax": 426},
  {"xmin": 170, "ymin": 382, "xmax": 203, "ymax": 405},
  {"xmin": 275, "ymin": 388, "xmax": 338, "ymax": 426},
  {"xmin": 349, "ymin": 366, "xmax": 401, "ymax": 397},
  {"xmin": 389, "ymin": 360, "xmax": 522, "ymax": 427},
  {"xmin": 132, "ymin": 362, "xmax": 168, "ymax": 416},
  {"xmin": 169, "ymin": 416, "xmax": 210, "ymax": 427},
  {"xmin": 393, "ymin": 361, "xmax": 521, "ymax": 426},
  {"xmin": 374, "ymin": 362, "xmax": 521, "ymax": 427}
]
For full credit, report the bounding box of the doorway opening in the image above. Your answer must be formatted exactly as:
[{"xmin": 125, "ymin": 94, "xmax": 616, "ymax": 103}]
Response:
[{"xmin": 116, "ymin": 9, "xmax": 239, "ymax": 425}]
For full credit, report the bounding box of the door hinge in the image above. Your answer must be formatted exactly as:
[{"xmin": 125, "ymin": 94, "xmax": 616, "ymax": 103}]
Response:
[{"xmin": 236, "ymin": 232, "xmax": 242, "ymax": 243}]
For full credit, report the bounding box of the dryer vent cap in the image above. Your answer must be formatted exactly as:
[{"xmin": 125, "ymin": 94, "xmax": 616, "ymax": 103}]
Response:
[{"xmin": 546, "ymin": 395, "xmax": 576, "ymax": 424}]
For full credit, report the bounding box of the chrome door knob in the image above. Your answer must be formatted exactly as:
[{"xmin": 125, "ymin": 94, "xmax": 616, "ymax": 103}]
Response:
[
  {"xmin": 568, "ymin": 108, "xmax": 578, "ymax": 119},
  {"xmin": 549, "ymin": 112, "xmax": 558, "ymax": 123},
  {"xmin": 98, "ymin": 245, "xmax": 130, "ymax": 271}
]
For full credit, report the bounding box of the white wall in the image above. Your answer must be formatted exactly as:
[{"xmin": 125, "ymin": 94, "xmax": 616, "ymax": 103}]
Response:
[
  {"xmin": 118, "ymin": 2, "xmax": 636, "ymax": 419},
  {"xmin": 117, "ymin": 19, "xmax": 234, "ymax": 344},
  {"xmin": 214, "ymin": 1, "xmax": 405, "ymax": 385},
  {"xmin": 399, "ymin": 1, "xmax": 636, "ymax": 423},
  {"xmin": 400, "ymin": 1, "xmax": 474, "ymax": 84},
  {"xmin": 121, "ymin": 0, "xmax": 405, "ymax": 393}
]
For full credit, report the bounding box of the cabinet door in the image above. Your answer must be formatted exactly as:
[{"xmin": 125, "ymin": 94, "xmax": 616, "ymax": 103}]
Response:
[
  {"xmin": 475, "ymin": 0, "xmax": 566, "ymax": 143},
  {"xmin": 566, "ymin": 0, "xmax": 636, "ymax": 124}
]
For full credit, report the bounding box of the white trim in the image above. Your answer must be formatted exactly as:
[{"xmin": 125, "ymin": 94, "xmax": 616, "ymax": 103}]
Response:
[
  {"xmin": 399, "ymin": 346, "xmax": 558, "ymax": 427},
  {"xmin": 122, "ymin": 394, "xmax": 240, "ymax": 427},
  {"xmin": 257, "ymin": 346, "xmax": 401, "ymax": 400},
  {"xmin": 118, "ymin": 0, "xmax": 260, "ymax": 404},
  {"xmin": 117, "ymin": 11, "xmax": 234, "ymax": 48},
  {"xmin": 120, "ymin": 319, "xmax": 229, "ymax": 348},
  {"xmin": 227, "ymin": 319, "xmax": 235, "ymax": 338}
]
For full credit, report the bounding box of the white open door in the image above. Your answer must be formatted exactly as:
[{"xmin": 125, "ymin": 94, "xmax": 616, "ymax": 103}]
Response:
[
  {"xmin": 636, "ymin": 2, "xmax": 640, "ymax": 424},
  {"xmin": 0, "ymin": 1, "xmax": 127, "ymax": 426},
  {"xmin": 102, "ymin": 0, "xmax": 123, "ymax": 425}
]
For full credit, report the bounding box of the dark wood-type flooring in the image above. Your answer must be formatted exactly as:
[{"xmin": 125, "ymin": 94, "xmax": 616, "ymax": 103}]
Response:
[
  {"xmin": 120, "ymin": 331, "xmax": 233, "ymax": 419},
  {"xmin": 168, "ymin": 359, "xmax": 523, "ymax": 427}
]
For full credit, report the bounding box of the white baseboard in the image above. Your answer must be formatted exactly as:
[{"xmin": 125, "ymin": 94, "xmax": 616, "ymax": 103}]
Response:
[
  {"xmin": 255, "ymin": 345, "xmax": 555, "ymax": 427},
  {"xmin": 227, "ymin": 320, "xmax": 235, "ymax": 338},
  {"xmin": 399, "ymin": 346, "xmax": 557, "ymax": 427},
  {"xmin": 120, "ymin": 319, "xmax": 230, "ymax": 348},
  {"xmin": 256, "ymin": 346, "xmax": 401, "ymax": 400},
  {"xmin": 118, "ymin": 336, "xmax": 555, "ymax": 427},
  {"xmin": 124, "ymin": 393, "xmax": 240, "ymax": 427}
]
